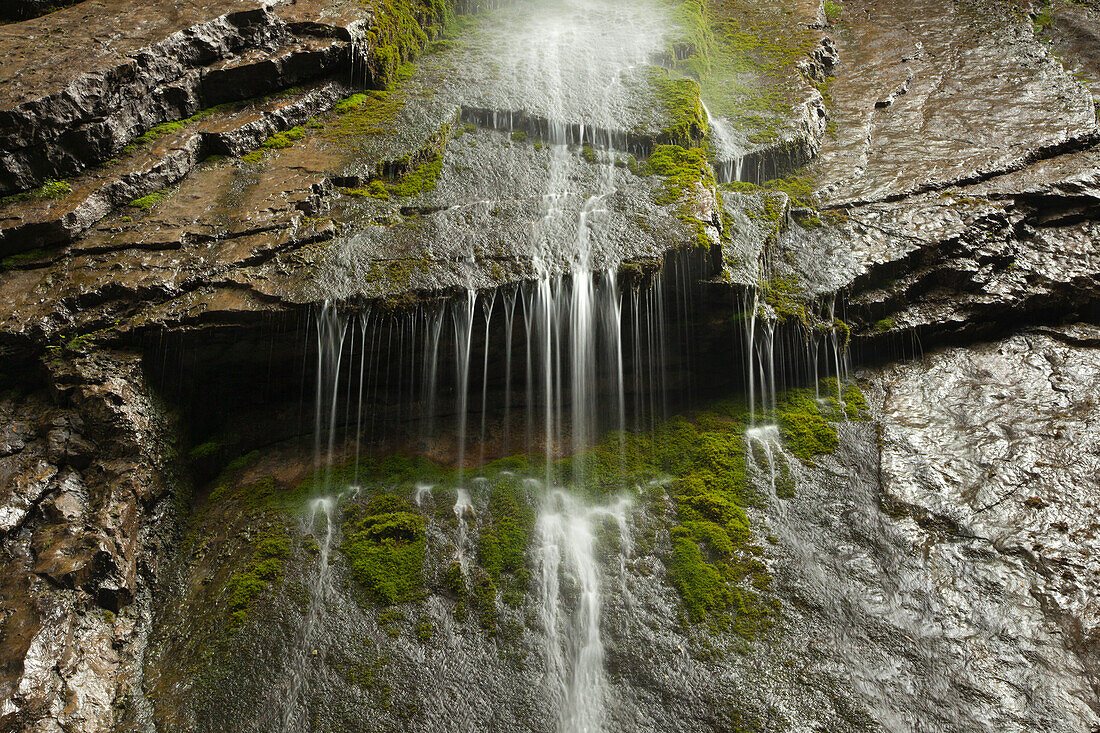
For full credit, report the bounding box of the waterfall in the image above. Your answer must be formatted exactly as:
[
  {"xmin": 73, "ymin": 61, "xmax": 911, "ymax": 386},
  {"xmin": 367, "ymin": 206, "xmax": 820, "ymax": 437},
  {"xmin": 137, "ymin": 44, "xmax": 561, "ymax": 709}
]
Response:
[
  {"xmin": 291, "ymin": 0, "xmax": 863, "ymax": 729},
  {"xmin": 702, "ymin": 101, "xmax": 745, "ymax": 184},
  {"xmin": 278, "ymin": 495, "xmax": 340, "ymax": 732},
  {"xmin": 453, "ymin": 290, "xmax": 477, "ymax": 481},
  {"xmin": 536, "ymin": 488, "xmax": 633, "ymax": 733},
  {"xmin": 453, "ymin": 488, "xmax": 475, "ymax": 570}
]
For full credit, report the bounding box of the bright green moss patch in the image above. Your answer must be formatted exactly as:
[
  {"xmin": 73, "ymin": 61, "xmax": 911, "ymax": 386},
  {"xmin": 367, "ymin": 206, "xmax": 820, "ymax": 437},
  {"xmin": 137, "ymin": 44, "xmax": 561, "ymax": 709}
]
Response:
[
  {"xmin": 329, "ymin": 90, "xmax": 405, "ymax": 139},
  {"xmin": 477, "ymin": 477, "xmax": 533, "ymax": 583},
  {"xmin": 667, "ymin": 0, "xmax": 819, "ymax": 142},
  {"xmin": 389, "ymin": 153, "xmax": 443, "ymax": 197},
  {"xmin": 224, "ymin": 526, "xmax": 291, "ymax": 628},
  {"xmin": 646, "ymin": 144, "xmax": 714, "ymax": 205},
  {"xmin": 776, "ymin": 389, "xmax": 839, "ymax": 463},
  {"xmin": 670, "ymin": 528, "xmax": 731, "ymax": 621},
  {"xmin": 570, "ymin": 401, "xmax": 775, "ymax": 632},
  {"xmin": 240, "ymin": 126, "xmax": 309, "ymax": 164},
  {"xmin": 842, "ymin": 381, "xmax": 869, "ymax": 420},
  {"xmin": 358, "ymin": 0, "xmax": 455, "ymax": 89},
  {"xmin": 341, "ymin": 493, "xmax": 426, "ymax": 604},
  {"xmin": 129, "ymin": 189, "xmax": 169, "ymax": 210},
  {"xmin": 1, "ymin": 179, "xmax": 71, "ymax": 206},
  {"xmin": 260, "ymin": 126, "xmax": 306, "ymax": 150},
  {"xmin": 471, "ymin": 570, "xmax": 499, "ymax": 631},
  {"xmin": 343, "ymin": 181, "xmax": 392, "ymax": 200},
  {"xmin": 873, "ymin": 317, "xmax": 895, "ymax": 332},
  {"xmin": 120, "ymin": 104, "xmax": 234, "ymax": 155},
  {"xmin": 124, "ymin": 120, "xmax": 187, "ymax": 152},
  {"xmin": 648, "ymin": 66, "xmax": 708, "ymax": 147},
  {"xmin": 824, "ymin": 0, "xmax": 842, "ymax": 23},
  {"xmin": 762, "ymin": 174, "xmax": 814, "ymax": 206},
  {"xmin": 760, "ymin": 276, "xmax": 807, "ymax": 325}
]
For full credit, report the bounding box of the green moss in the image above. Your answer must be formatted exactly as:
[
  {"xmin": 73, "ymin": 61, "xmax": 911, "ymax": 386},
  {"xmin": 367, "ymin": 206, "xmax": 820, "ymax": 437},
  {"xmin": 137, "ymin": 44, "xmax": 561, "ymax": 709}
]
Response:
[
  {"xmin": 762, "ymin": 174, "xmax": 814, "ymax": 207},
  {"xmin": 343, "ymin": 180, "xmax": 391, "ymax": 200},
  {"xmin": 260, "ymin": 126, "xmax": 306, "ymax": 150},
  {"xmin": 1033, "ymin": 5, "xmax": 1054, "ymax": 33},
  {"xmin": 224, "ymin": 526, "xmax": 291, "ymax": 628},
  {"xmin": 356, "ymin": 0, "xmax": 455, "ymax": 89},
  {"xmin": 0, "ymin": 248, "xmax": 50, "ymax": 270},
  {"xmin": 360, "ymin": 256, "xmax": 433, "ymax": 291},
  {"xmin": 239, "ymin": 125, "xmax": 309, "ymax": 164},
  {"xmin": 774, "ymin": 453, "xmax": 795, "ymax": 498},
  {"xmin": 188, "ymin": 441, "xmax": 224, "ymax": 461},
  {"xmin": 842, "ymin": 382, "xmax": 869, "ymax": 420},
  {"xmin": 472, "ymin": 473, "xmax": 534, "ymax": 614},
  {"xmin": 581, "ymin": 143, "xmax": 599, "ymax": 164},
  {"xmin": 128, "ymin": 189, "xmax": 169, "ymax": 211},
  {"xmin": 334, "ymin": 93, "xmax": 373, "ymax": 114},
  {"xmin": 792, "ymin": 210, "xmax": 823, "ymax": 229},
  {"xmin": 722, "ymin": 181, "xmax": 761, "ymax": 194},
  {"xmin": 477, "ymin": 476, "xmax": 533, "ymax": 583},
  {"xmin": 873, "ymin": 317, "xmax": 895, "ymax": 333},
  {"xmin": 379, "ymin": 608, "xmax": 404, "ymax": 637},
  {"xmin": 669, "ymin": 527, "xmax": 732, "ymax": 623},
  {"xmin": 389, "ymin": 153, "xmax": 443, "ymax": 197},
  {"xmin": 776, "ymin": 389, "xmax": 839, "ymax": 463},
  {"xmin": 833, "ymin": 319, "xmax": 851, "ymax": 349},
  {"xmin": 745, "ymin": 193, "xmax": 785, "ymax": 233},
  {"xmin": 118, "ymin": 102, "xmax": 244, "ymax": 156},
  {"xmin": 124, "ymin": 120, "xmax": 186, "ymax": 152},
  {"xmin": 472, "ymin": 571, "xmax": 498, "ymax": 632},
  {"xmin": 510, "ymin": 130, "xmax": 527, "ymax": 143},
  {"xmin": 1, "ymin": 179, "xmax": 71, "ymax": 206},
  {"xmin": 647, "ymin": 66, "xmax": 708, "ymax": 146},
  {"xmin": 645, "ymin": 144, "xmax": 714, "ymax": 205},
  {"xmin": 415, "ymin": 617, "xmax": 435, "ymax": 642},
  {"xmin": 341, "ymin": 493, "xmax": 426, "ymax": 604},
  {"xmin": 668, "ymin": 0, "xmax": 819, "ymax": 141},
  {"xmin": 226, "ymin": 450, "xmax": 261, "ymax": 472},
  {"xmin": 760, "ymin": 276, "xmax": 807, "ymax": 325},
  {"xmin": 824, "ymin": 0, "xmax": 842, "ymax": 23}
]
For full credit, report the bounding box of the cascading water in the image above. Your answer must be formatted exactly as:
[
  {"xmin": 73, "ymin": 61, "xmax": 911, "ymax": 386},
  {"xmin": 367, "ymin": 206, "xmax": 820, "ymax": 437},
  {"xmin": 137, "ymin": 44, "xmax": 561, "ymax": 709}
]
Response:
[
  {"xmin": 536, "ymin": 488, "xmax": 633, "ymax": 733},
  {"xmin": 293, "ymin": 1, "xmax": 864, "ymax": 730},
  {"xmin": 276, "ymin": 495, "xmax": 340, "ymax": 732},
  {"xmin": 702, "ymin": 101, "xmax": 745, "ymax": 184},
  {"xmin": 453, "ymin": 487, "xmax": 475, "ymax": 570}
]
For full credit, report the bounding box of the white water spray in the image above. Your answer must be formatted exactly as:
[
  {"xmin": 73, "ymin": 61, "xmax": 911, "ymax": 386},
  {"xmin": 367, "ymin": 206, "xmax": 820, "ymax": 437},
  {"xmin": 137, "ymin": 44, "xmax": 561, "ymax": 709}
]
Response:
[{"xmin": 536, "ymin": 488, "xmax": 633, "ymax": 733}]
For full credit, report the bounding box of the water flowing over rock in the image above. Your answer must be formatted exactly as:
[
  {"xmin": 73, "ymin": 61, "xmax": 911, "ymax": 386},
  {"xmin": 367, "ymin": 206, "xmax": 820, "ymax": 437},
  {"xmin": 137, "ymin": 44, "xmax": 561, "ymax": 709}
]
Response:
[{"xmin": 2, "ymin": 0, "xmax": 1100, "ymax": 731}]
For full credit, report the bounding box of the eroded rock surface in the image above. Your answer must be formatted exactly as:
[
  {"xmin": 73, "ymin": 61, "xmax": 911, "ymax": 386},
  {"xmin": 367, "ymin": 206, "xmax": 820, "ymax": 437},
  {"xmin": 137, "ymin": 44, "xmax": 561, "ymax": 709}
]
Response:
[{"xmin": 0, "ymin": 352, "xmax": 177, "ymax": 733}]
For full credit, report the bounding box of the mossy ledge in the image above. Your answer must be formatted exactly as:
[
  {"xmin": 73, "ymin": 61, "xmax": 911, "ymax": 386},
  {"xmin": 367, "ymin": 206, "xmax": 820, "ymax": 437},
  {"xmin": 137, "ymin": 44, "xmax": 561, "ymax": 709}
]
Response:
[{"xmin": 188, "ymin": 380, "xmax": 865, "ymax": 638}]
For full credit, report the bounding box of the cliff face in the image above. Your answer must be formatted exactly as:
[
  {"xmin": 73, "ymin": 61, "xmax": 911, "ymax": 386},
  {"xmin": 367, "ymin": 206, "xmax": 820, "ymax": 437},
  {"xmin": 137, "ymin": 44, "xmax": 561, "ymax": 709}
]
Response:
[{"xmin": 1, "ymin": 0, "xmax": 1100, "ymax": 731}]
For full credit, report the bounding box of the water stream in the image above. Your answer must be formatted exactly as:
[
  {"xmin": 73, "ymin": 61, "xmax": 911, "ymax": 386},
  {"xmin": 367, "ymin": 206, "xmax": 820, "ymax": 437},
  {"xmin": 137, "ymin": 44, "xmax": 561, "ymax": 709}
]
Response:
[
  {"xmin": 277, "ymin": 495, "xmax": 340, "ymax": 731},
  {"xmin": 536, "ymin": 487, "xmax": 633, "ymax": 733}
]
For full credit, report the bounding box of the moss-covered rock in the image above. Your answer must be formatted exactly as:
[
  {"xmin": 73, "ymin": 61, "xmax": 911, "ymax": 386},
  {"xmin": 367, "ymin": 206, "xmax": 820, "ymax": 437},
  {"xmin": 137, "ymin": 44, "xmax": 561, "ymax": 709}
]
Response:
[{"xmin": 341, "ymin": 493, "xmax": 427, "ymax": 604}]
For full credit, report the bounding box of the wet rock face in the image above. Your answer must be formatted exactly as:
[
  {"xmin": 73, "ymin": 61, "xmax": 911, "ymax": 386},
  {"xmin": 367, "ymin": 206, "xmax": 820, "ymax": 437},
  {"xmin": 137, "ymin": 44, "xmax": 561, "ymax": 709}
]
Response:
[
  {"xmin": 764, "ymin": 328, "xmax": 1100, "ymax": 732},
  {"xmin": 0, "ymin": 352, "xmax": 176, "ymax": 733},
  {"xmin": 813, "ymin": 0, "xmax": 1097, "ymax": 206},
  {"xmin": 0, "ymin": 0, "xmax": 366, "ymax": 194},
  {"xmin": 875, "ymin": 327, "xmax": 1100, "ymax": 722}
]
